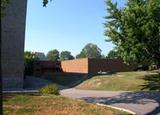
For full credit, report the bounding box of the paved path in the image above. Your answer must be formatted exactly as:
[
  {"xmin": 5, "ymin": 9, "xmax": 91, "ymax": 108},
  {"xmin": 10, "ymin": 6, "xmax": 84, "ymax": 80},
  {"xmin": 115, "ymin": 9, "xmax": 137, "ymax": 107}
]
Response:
[{"xmin": 61, "ymin": 88, "xmax": 160, "ymax": 115}]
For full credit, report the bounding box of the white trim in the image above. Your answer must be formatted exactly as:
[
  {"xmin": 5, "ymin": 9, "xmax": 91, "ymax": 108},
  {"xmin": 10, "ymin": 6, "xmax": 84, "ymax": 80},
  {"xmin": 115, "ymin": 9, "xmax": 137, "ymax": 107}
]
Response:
[{"xmin": 96, "ymin": 103, "xmax": 136, "ymax": 115}]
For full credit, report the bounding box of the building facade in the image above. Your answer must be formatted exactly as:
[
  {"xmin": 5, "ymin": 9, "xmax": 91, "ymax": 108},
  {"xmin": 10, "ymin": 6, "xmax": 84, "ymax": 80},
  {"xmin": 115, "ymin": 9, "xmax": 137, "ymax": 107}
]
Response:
[
  {"xmin": 33, "ymin": 58, "xmax": 136, "ymax": 76},
  {"xmin": 61, "ymin": 58, "xmax": 136, "ymax": 74},
  {"xmin": 33, "ymin": 61, "xmax": 62, "ymax": 76},
  {"xmin": 1, "ymin": 0, "xmax": 27, "ymax": 90}
]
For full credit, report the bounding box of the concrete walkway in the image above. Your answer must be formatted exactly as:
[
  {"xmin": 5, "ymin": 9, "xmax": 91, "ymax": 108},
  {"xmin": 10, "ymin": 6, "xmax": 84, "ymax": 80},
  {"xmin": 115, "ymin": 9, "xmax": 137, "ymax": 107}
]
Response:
[{"xmin": 61, "ymin": 88, "xmax": 160, "ymax": 115}]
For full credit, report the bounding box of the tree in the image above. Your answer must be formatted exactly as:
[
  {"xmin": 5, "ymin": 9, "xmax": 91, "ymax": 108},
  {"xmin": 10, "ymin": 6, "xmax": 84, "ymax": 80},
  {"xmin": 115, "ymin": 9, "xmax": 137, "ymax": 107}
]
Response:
[
  {"xmin": 101, "ymin": 54, "xmax": 106, "ymax": 59},
  {"xmin": 76, "ymin": 43, "xmax": 102, "ymax": 59},
  {"xmin": 107, "ymin": 50, "xmax": 119, "ymax": 59},
  {"xmin": 24, "ymin": 51, "xmax": 38, "ymax": 75},
  {"xmin": 47, "ymin": 49, "xmax": 59, "ymax": 61},
  {"xmin": 60, "ymin": 51, "xmax": 74, "ymax": 61},
  {"xmin": 104, "ymin": 0, "xmax": 160, "ymax": 66},
  {"xmin": 43, "ymin": 0, "xmax": 53, "ymax": 7}
]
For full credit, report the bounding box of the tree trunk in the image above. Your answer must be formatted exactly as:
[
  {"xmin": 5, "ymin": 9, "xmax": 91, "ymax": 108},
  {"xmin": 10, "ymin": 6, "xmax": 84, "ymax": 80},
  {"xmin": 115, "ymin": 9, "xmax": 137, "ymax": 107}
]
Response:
[{"xmin": 0, "ymin": 30, "xmax": 3, "ymax": 115}]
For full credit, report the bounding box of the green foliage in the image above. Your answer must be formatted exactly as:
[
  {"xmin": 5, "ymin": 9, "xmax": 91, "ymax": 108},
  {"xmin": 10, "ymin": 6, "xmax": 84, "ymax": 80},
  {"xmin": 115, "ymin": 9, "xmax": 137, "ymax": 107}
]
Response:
[
  {"xmin": 47, "ymin": 49, "xmax": 59, "ymax": 61},
  {"xmin": 101, "ymin": 54, "xmax": 106, "ymax": 59},
  {"xmin": 60, "ymin": 51, "xmax": 74, "ymax": 61},
  {"xmin": 24, "ymin": 51, "xmax": 38, "ymax": 75},
  {"xmin": 107, "ymin": 50, "xmax": 119, "ymax": 59},
  {"xmin": 76, "ymin": 53, "xmax": 86, "ymax": 59},
  {"xmin": 76, "ymin": 43, "xmax": 102, "ymax": 59},
  {"xmin": 43, "ymin": 0, "xmax": 53, "ymax": 7},
  {"xmin": 39, "ymin": 84, "xmax": 60, "ymax": 95},
  {"xmin": 24, "ymin": 51, "xmax": 37, "ymax": 64},
  {"xmin": 1, "ymin": 0, "xmax": 10, "ymax": 16},
  {"xmin": 104, "ymin": 0, "xmax": 160, "ymax": 65}
]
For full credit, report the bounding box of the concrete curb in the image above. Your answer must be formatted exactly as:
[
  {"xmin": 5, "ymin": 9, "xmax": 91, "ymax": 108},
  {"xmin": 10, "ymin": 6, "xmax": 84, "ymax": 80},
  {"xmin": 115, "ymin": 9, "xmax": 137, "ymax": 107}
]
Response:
[
  {"xmin": 96, "ymin": 103, "xmax": 136, "ymax": 115},
  {"xmin": 3, "ymin": 90, "xmax": 39, "ymax": 94}
]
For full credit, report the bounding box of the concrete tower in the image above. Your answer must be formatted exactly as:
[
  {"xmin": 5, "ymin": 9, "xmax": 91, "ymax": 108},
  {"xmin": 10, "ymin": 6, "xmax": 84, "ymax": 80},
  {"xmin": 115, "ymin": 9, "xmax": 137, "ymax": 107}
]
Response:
[{"xmin": 1, "ymin": 0, "xmax": 27, "ymax": 90}]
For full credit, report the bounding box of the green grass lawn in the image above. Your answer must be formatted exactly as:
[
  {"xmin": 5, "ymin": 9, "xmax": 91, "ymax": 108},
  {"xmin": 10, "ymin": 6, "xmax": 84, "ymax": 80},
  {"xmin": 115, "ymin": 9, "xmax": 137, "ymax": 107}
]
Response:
[
  {"xmin": 76, "ymin": 71, "xmax": 160, "ymax": 91},
  {"xmin": 3, "ymin": 94, "xmax": 129, "ymax": 115}
]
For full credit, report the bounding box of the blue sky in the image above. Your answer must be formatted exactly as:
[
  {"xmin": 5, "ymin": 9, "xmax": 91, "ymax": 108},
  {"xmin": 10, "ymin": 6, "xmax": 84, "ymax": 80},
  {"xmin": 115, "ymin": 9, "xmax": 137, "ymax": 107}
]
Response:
[{"xmin": 25, "ymin": 0, "xmax": 126, "ymax": 56}]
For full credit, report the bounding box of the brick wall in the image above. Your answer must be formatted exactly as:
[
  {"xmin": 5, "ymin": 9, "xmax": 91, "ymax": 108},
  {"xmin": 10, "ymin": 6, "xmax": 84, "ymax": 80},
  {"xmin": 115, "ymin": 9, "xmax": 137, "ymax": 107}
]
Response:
[
  {"xmin": 61, "ymin": 58, "xmax": 136, "ymax": 74},
  {"xmin": 33, "ymin": 61, "xmax": 61, "ymax": 76},
  {"xmin": 33, "ymin": 58, "xmax": 136, "ymax": 75},
  {"xmin": 88, "ymin": 58, "xmax": 136, "ymax": 73},
  {"xmin": 61, "ymin": 58, "xmax": 88, "ymax": 73}
]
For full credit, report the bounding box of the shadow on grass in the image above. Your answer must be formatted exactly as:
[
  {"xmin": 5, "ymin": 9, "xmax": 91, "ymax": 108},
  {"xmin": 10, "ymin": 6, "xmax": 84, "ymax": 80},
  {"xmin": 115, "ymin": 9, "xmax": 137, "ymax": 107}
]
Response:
[
  {"xmin": 141, "ymin": 73, "xmax": 160, "ymax": 91},
  {"xmin": 30, "ymin": 72, "xmax": 117, "ymax": 90},
  {"xmin": 3, "ymin": 93, "xmax": 41, "ymax": 103},
  {"xmin": 23, "ymin": 73, "xmax": 97, "ymax": 91},
  {"xmin": 44, "ymin": 72, "xmax": 96, "ymax": 88}
]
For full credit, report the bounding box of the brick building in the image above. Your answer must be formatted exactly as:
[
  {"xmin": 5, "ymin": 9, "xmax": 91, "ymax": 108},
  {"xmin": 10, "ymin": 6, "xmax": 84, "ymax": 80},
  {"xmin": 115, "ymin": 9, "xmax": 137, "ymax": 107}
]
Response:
[
  {"xmin": 61, "ymin": 58, "xmax": 136, "ymax": 74},
  {"xmin": 33, "ymin": 61, "xmax": 62, "ymax": 76},
  {"xmin": 33, "ymin": 58, "xmax": 136, "ymax": 76}
]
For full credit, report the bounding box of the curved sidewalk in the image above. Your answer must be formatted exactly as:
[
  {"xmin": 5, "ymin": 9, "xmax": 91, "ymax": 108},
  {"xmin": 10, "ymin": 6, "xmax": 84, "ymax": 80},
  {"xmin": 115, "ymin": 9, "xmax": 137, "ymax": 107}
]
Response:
[{"xmin": 61, "ymin": 88, "xmax": 160, "ymax": 115}]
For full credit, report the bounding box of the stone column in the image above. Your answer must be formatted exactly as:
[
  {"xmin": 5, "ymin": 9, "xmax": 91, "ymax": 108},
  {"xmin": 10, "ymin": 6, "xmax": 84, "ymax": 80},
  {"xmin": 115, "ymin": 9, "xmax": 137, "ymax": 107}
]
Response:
[{"xmin": 1, "ymin": 0, "xmax": 27, "ymax": 90}]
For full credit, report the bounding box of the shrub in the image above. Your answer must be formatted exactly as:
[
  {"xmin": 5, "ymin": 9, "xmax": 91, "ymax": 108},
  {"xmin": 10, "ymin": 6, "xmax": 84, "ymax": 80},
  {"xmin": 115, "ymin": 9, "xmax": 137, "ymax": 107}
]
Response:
[{"xmin": 39, "ymin": 84, "xmax": 60, "ymax": 95}]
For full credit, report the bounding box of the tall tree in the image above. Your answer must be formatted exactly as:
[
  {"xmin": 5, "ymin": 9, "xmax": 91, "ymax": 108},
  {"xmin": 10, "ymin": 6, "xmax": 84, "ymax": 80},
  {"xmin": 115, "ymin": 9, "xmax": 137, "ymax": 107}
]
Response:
[
  {"xmin": 104, "ymin": 0, "xmax": 160, "ymax": 65},
  {"xmin": 76, "ymin": 43, "xmax": 102, "ymax": 59},
  {"xmin": 107, "ymin": 50, "xmax": 119, "ymax": 59},
  {"xmin": 47, "ymin": 49, "xmax": 59, "ymax": 61},
  {"xmin": 24, "ymin": 51, "xmax": 38, "ymax": 75},
  {"xmin": 60, "ymin": 51, "xmax": 74, "ymax": 61}
]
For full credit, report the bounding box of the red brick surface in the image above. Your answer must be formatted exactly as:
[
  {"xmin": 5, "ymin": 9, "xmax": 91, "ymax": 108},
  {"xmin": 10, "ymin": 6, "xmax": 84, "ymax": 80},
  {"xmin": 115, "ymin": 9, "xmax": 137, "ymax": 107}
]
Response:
[
  {"xmin": 61, "ymin": 58, "xmax": 88, "ymax": 73},
  {"xmin": 61, "ymin": 58, "xmax": 136, "ymax": 74}
]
